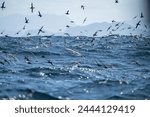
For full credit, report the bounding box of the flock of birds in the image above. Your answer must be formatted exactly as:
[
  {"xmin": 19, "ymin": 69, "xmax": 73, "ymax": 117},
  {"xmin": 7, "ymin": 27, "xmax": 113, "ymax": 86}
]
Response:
[{"xmin": 0, "ymin": 0, "xmax": 149, "ymax": 38}]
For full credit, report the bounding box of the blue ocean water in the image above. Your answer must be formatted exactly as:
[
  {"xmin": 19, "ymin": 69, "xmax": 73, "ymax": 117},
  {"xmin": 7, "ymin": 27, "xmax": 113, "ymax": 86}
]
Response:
[{"xmin": 0, "ymin": 35, "xmax": 150, "ymax": 100}]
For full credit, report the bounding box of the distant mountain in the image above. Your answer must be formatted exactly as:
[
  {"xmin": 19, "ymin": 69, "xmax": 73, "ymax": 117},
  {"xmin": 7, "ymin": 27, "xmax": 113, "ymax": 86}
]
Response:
[
  {"xmin": 65, "ymin": 22, "xmax": 150, "ymax": 37},
  {"xmin": 0, "ymin": 14, "xmax": 149, "ymax": 37},
  {"xmin": 0, "ymin": 14, "xmax": 73, "ymax": 36}
]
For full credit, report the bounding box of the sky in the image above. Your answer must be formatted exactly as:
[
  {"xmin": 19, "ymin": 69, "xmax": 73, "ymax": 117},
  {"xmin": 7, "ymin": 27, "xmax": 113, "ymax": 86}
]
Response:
[{"xmin": 0, "ymin": 0, "xmax": 149, "ymax": 25}]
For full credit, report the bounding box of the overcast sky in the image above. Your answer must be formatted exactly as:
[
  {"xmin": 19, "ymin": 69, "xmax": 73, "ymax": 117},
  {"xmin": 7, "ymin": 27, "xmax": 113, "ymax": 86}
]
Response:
[{"xmin": 0, "ymin": 0, "xmax": 149, "ymax": 25}]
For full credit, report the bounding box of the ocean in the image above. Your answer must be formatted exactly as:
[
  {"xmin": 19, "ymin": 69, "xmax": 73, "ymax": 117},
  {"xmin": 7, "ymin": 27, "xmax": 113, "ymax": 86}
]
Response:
[{"xmin": 0, "ymin": 35, "xmax": 150, "ymax": 100}]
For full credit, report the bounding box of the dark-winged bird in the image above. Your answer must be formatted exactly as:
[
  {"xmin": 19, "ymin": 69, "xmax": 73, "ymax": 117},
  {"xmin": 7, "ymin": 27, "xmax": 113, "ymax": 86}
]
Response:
[
  {"xmin": 30, "ymin": 3, "xmax": 35, "ymax": 13},
  {"xmin": 1, "ymin": 2, "xmax": 5, "ymax": 10},
  {"xmin": 38, "ymin": 11, "xmax": 42, "ymax": 17},
  {"xmin": 83, "ymin": 17, "xmax": 87, "ymax": 24},
  {"xmin": 65, "ymin": 10, "xmax": 69, "ymax": 15},
  {"xmin": 140, "ymin": 13, "xmax": 144, "ymax": 18},
  {"xmin": 38, "ymin": 26, "xmax": 44, "ymax": 35},
  {"xmin": 115, "ymin": 0, "xmax": 118, "ymax": 3},
  {"xmin": 25, "ymin": 17, "xmax": 29, "ymax": 23},
  {"xmin": 81, "ymin": 5, "xmax": 85, "ymax": 10},
  {"xmin": 136, "ymin": 21, "xmax": 141, "ymax": 28},
  {"xmin": 23, "ymin": 25, "xmax": 26, "ymax": 30},
  {"xmin": 66, "ymin": 25, "xmax": 70, "ymax": 28}
]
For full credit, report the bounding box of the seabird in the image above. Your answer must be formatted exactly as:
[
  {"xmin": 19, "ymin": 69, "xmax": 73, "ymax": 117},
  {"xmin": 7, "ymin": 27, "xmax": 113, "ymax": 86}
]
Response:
[
  {"xmin": 24, "ymin": 56, "xmax": 31, "ymax": 64},
  {"xmin": 16, "ymin": 30, "xmax": 22, "ymax": 35},
  {"xmin": 115, "ymin": 0, "xmax": 119, "ymax": 3},
  {"xmin": 93, "ymin": 30, "xmax": 102, "ymax": 37},
  {"xmin": 27, "ymin": 32, "xmax": 31, "ymax": 36},
  {"xmin": 144, "ymin": 24, "xmax": 147, "ymax": 29},
  {"xmin": 25, "ymin": 17, "xmax": 29, "ymax": 23},
  {"xmin": 93, "ymin": 31, "xmax": 98, "ymax": 37},
  {"xmin": 81, "ymin": 5, "xmax": 85, "ymax": 10},
  {"xmin": 1, "ymin": 30, "xmax": 4, "ymax": 34},
  {"xmin": 38, "ymin": 26, "xmax": 44, "ymax": 35},
  {"xmin": 23, "ymin": 25, "xmax": 26, "ymax": 30},
  {"xmin": 132, "ymin": 15, "xmax": 138, "ymax": 19},
  {"xmin": 70, "ymin": 20, "xmax": 74, "ymax": 23},
  {"xmin": 112, "ymin": 20, "xmax": 116, "ymax": 23},
  {"xmin": 65, "ymin": 10, "xmax": 69, "ymax": 15},
  {"xmin": 136, "ymin": 21, "xmax": 141, "ymax": 28},
  {"xmin": 47, "ymin": 60, "xmax": 54, "ymax": 66},
  {"xmin": 66, "ymin": 25, "xmax": 70, "ymax": 28},
  {"xmin": 64, "ymin": 33, "xmax": 70, "ymax": 37},
  {"xmin": 140, "ymin": 13, "xmax": 144, "ymax": 18},
  {"xmin": 83, "ymin": 17, "xmax": 87, "ymax": 24},
  {"xmin": 30, "ymin": 3, "xmax": 35, "ymax": 13},
  {"xmin": 38, "ymin": 11, "xmax": 42, "ymax": 17},
  {"xmin": 107, "ymin": 26, "xmax": 112, "ymax": 31},
  {"xmin": 0, "ymin": 61, "xmax": 4, "ymax": 65},
  {"xmin": 1, "ymin": 2, "xmax": 5, "ymax": 10}
]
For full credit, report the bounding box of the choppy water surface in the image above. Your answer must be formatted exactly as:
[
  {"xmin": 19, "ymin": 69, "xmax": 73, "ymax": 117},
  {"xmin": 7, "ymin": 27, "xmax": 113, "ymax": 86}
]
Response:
[{"xmin": 0, "ymin": 35, "xmax": 150, "ymax": 100}]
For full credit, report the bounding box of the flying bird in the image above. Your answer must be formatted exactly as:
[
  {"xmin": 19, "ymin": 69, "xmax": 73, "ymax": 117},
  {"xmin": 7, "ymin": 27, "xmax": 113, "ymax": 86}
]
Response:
[
  {"xmin": 132, "ymin": 15, "xmax": 138, "ymax": 19},
  {"xmin": 81, "ymin": 5, "xmax": 85, "ymax": 10},
  {"xmin": 30, "ymin": 3, "xmax": 35, "ymax": 13},
  {"xmin": 136, "ymin": 21, "xmax": 141, "ymax": 29},
  {"xmin": 93, "ymin": 30, "xmax": 102, "ymax": 37},
  {"xmin": 65, "ymin": 10, "xmax": 69, "ymax": 15},
  {"xmin": 38, "ymin": 11, "xmax": 42, "ymax": 17},
  {"xmin": 70, "ymin": 20, "xmax": 74, "ymax": 23},
  {"xmin": 107, "ymin": 26, "xmax": 112, "ymax": 31},
  {"xmin": 83, "ymin": 17, "xmax": 87, "ymax": 24},
  {"xmin": 144, "ymin": 24, "xmax": 148, "ymax": 29},
  {"xmin": 140, "ymin": 13, "xmax": 144, "ymax": 18},
  {"xmin": 27, "ymin": 32, "xmax": 31, "ymax": 36},
  {"xmin": 25, "ymin": 17, "xmax": 29, "ymax": 23},
  {"xmin": 64, "ymin": 33, "xmax": 70, "ymax": 37},
  {"xmin": 1, "ymin": 2, "xmax": 5, "ymax": 10},
  {"xmin": 23, "ymin": 25, "xmax": 26, "ymax": 30},
  {"xmin": 38, "ymin": 26, "xmax": 44, "ymax": 35},
  {"xmin": 16, "ymin": 30, "xmax": 22, "ymax": 35},
  {"xmin": 115, "ymin": 0, "xmax": 119, "ymax": 3},
  {"xmin": 1, "ymin": 30, "xmax": 4, "ymax": 34},
  {"xmin": 66, "ymin": 25, "xmax": 70, "ymax": 28}
]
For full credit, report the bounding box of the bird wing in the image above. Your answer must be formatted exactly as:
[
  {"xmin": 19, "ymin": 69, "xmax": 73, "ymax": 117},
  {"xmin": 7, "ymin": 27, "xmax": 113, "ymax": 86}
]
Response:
[{"xmin": 2, "ymin": 2, "xmax": 5, "ymax": 6}]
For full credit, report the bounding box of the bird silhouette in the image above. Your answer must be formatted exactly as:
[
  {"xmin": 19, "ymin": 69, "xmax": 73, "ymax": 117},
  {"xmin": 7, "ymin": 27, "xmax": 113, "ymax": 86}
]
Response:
[
  {"xmin": 38, "ymin": 11, "xmax": 42, "ymax": 17},
  {"xmin": 23, "ymin": 25, "xmax": 26, "ymax": 30},
  {"xmin": 27, "ymin": 32, "xmax": 31, "ymax": 36},
  {"xmin": 70, "ymin": 21, "xmax": 74, "ymax": 23},
  {"xmin": 38, "ymin": 26, "xmax": 44, "ymax": 35},
  {"xmin": 25, "ymin": 17, "xmax": 29, "ymax": 23},
  {"xmin": 1, "ymin": 30, "xmax": 4, "ymax": 35},
  {"xmin": 66, "ymin": 25, "xmax": 70, "ymax": 28},
  {"xmin": 30, "ymin": 3, "xmax": 35, "ymax": 13},
  {"xmin": 16, "ymin": 30, "xmax": 22, "ymax": 35},
  {"xmin": 81, "ymin": 5, "xmax": 85, "ymax": 10},
  {"xmin": 107, "ymin": 26, "xmax": 112, "ymax": 31},
  {"xmin": 83, "ymin": 17, "xmax": 87, "ymax": 24},
  {"xmin": 115, "ymin": 0, "xmax": 119, "ymax": 3},
  {"xmin": 140, "ymin": 13, "xmax": 144, "ymax": 18},
  {"xmin": 65, "ymin": 10, "xmax": 69, "ymax": 15},
  {"xmin": 1, "ymin": 2, "xmax": 5, "ymax": 10},
  {"xmin": 136, "ymin": 21, "xmax": 141, "ymax": 28}
]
